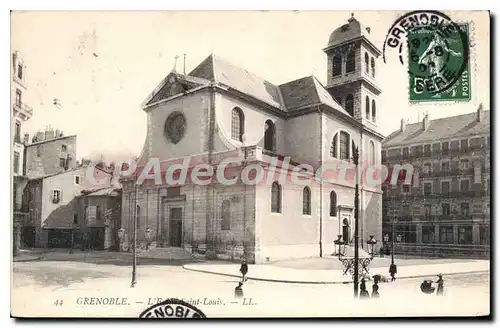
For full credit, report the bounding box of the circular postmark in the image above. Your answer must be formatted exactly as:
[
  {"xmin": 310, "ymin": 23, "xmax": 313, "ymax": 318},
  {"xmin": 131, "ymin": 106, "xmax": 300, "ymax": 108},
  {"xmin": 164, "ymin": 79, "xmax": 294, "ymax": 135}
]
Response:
[
  {"xmin": 139, "ymin": 298, "xmax": 206, "ymax": 319},
  {"xmin": 383, "ymin": 11, "xmax": 469, "ymax": 95}
]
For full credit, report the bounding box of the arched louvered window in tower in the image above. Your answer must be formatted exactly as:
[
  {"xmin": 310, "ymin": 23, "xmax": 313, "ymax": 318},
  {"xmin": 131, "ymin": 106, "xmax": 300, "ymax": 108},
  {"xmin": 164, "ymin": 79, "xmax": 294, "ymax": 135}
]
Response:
[
  {"xmin": 371, "ymin": 99, "xmax": 377, "ymax": 122},
  {"xmin": 371, "ymin": 57, "xmax": 376, "ymax": 78},
  {"xmin": 365, "ymin": 96, "xmax": 370, "ymax": 119},
  {"xmin": 364, "ymin": 53, "xmax": 369, "ymax": 73},
  {"xmin": 332, "ymin": 55, "xmax": 342, "ymax": 77},
  {"xmin": 346, "ymin": 51, "xmax": 355, "ymax": 73}
]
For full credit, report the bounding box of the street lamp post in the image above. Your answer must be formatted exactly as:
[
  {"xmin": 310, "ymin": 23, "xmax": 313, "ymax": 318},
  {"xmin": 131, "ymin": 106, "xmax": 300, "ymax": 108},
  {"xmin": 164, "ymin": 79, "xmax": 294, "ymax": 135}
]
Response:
[
  {"xmin": 367, "ymin": 235, "xmax": 377, "ymax": 259},
  {"xmin": 145, "ymin": 227, "xmax": 151, "ymax": 251},
  {"xmin": 131, "ymin": 204, "xmax": 139, "ymax": 288},
  {"xmin": 391, "ymin": 196, "xmax": 396, "ymax": 266},
  {"xmin": 353, "ymin": 146, "xmax": 360, "ymax": 298}
]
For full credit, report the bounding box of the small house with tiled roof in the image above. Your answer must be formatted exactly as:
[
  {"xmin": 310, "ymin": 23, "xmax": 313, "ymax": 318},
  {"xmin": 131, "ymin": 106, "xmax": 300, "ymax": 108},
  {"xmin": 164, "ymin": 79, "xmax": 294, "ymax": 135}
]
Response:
[{"xmin": 121, "ymin": 14, "xmax": 384, "ymax": 263}]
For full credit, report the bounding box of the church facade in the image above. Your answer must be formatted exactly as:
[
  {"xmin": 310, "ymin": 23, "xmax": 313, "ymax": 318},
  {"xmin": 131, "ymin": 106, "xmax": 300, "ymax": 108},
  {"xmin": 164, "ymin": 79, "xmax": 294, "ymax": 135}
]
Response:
[{"xmin": 120, "ymin": 15, "xmax": 384, "ymax": 263}]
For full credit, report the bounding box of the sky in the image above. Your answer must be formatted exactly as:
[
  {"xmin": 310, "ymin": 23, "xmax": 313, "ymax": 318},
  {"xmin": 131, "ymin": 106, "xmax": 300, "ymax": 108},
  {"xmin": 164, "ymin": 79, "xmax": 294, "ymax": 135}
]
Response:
[{"xmin": 11, "ymin": 11, "xmax": 490, "ymax": 161}]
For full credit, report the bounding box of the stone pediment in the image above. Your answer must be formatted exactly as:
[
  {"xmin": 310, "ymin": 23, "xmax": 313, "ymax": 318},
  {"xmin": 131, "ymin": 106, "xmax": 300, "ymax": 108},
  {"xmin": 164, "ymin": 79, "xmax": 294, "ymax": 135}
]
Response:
[{"xmin": 146, "ymin": 73, "xmax": 191, "ymax": 106}]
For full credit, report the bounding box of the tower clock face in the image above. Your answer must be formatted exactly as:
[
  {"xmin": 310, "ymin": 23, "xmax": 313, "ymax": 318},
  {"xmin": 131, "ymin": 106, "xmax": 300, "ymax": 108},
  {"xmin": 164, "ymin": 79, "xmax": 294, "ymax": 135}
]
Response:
[{"xmin": 164, "ymin": 112, "xmax": 186, "ymax": 144}]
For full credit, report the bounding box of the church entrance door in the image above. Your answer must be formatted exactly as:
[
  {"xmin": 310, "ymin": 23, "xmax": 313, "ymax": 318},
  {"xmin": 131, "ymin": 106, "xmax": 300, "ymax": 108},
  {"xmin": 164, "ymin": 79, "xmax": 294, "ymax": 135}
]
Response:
[{"xmin": 168, "ymin": 207, "xmax": 183, "ymax": 247}]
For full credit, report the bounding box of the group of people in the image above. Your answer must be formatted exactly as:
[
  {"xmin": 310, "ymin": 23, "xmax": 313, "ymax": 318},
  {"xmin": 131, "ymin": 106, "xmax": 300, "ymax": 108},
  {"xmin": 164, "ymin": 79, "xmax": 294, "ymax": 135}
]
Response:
[{"xmin": 359, "ymin": 276, "xmax": 380, "ymax": 299}]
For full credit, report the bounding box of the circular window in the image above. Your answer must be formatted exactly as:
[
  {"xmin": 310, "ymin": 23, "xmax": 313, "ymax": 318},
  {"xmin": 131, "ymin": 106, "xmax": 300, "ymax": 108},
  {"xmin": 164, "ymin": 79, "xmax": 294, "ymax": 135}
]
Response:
[{"xmin": 164, "ymin": 112, "xmax": 186, "ymax": 144}]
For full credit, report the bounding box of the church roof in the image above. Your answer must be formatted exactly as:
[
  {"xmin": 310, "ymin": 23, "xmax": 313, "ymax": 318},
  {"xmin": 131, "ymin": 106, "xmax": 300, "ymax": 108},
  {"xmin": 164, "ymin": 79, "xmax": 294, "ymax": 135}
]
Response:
[
  {"xmin": 278, "ymin": 76, "xmax": 351, "ymax": 115},
  {"xmin": 383, "ymin": 110, "xmax": 490, "ymax": 147},
  {"xmin": 145, "ymin": 54, "xmax": 356, "ymax": 120},
  {"xmin": 189, "ymin": 54, "xmax": 284, "ymax": 109},
  {"xmin": 326, "ymin": 14, "xmax": 378, "ymax": 53}
]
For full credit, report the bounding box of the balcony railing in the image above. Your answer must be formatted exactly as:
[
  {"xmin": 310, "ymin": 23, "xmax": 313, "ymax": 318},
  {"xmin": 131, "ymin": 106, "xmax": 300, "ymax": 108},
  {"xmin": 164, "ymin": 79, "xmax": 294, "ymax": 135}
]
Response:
[
  {"xmin": 13, "ymin": 102, "xmax": 33, "ymax": 116},
  {"xmin": 384, "ymin": 146, "xmax": 489, "ymax": 163},
  {"xmin": 385, "ymin": 191, "xmax": 487, "ymax": 201}
]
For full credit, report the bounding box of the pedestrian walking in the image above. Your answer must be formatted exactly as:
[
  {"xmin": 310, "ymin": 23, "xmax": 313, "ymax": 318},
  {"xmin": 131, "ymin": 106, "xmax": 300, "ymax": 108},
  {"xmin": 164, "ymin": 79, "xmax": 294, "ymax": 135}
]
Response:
[
  {"xmin": 371, "ymin": 276, "xmax": 380, "ymax": 298},
  {"xmin": 234, "ymin": 282, "xmax": 244, "ymax": 298},
  {"xmin": 436, "ymin": 274, "xmax": 444, "ymax": 296},
  {"xmin": 240, "ymin": 259, "xmax": 248, "ymax": 283},
  {"xmin": 389, "ymin": 263, "xmax": 397, "ymax": 281},
  {"xmin": 359, "ymin": 278, "xmax": 370, "ymax": 298}
]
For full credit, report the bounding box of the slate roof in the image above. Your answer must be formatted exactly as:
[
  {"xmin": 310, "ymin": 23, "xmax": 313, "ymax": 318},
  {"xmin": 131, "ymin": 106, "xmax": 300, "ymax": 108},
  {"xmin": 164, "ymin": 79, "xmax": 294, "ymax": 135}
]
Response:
[
  {"xmin": 383, "ymin": 110, "xmax": 490, "ymax": 147},
  {"xmin": 326, "ymin": 15, "xmax": 377, "ymax": 52},
  {"xmin": 278, "ymin": 76, "xmax": 351, "ymax": 115},
  {"xmin": 189, "ymin": 54, "xmax": 284, "ymax": 109},
  {"xmin": 82, "ymin": 187, "xmax": 121, "ymax": 197},
  {"xmin": 145, "ymin": 54, "xmax": 356, "ymax": 120}
]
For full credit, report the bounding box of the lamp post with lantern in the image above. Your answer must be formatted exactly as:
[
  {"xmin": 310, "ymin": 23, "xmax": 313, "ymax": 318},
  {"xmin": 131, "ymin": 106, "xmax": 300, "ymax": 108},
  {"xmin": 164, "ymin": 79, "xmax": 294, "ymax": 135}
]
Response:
[
  {"xmin": 366, "ymin": 235, "xmax": 377, "ymax": 259},
  {"xmin": 131, "ymin": 204, "xmax": 139, "ymax": 288}
]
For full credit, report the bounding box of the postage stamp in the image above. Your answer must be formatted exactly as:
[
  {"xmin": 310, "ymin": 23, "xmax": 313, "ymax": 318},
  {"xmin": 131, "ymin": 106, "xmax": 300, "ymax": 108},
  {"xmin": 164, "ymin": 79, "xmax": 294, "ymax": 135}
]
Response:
[
  {"xmin": 383, "ymin": 10, "xmax": 471, "ymax": 103},
  {"xmin": 10, "ymin": 10, "xmax": 490, "ymax": 319},
  {"xmin": 408, "ymin": 23, "xmax": 471, "ymax": 102}
]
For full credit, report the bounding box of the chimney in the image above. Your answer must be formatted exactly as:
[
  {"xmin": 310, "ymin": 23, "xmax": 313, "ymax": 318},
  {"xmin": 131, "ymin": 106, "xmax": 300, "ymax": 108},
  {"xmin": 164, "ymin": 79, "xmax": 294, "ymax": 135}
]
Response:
[
  {"xmin": 400, "ymin": 118, "xmax": 406, "ymax": 132},
  {"xmin": 36, "ymin": 131, "xmax": 45, "ymax": 142},
  {"xmin": 423, "ymin": 113, "xmax": 430, "ymax": 131},
  {"xmin": 366, "ymin": 27, "xmax": 371, "ymax": 34},
  {"xmin": 477, "ymin": 103, "xmax": 484, "ymax": 122},
  {"xmin": 23, "ymin": 133, "xmax": 29, "ymax": 145},
  {"xmin": 45, "ymin": 129, "xmax": 55, "ymax": 140}
]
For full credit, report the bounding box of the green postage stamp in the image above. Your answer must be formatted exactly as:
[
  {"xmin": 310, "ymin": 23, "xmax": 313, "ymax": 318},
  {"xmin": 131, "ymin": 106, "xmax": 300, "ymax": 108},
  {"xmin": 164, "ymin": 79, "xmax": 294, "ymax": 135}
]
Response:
[{"xmin": 408, "ymin": 23, "xmax": 471, "ymax": 103}]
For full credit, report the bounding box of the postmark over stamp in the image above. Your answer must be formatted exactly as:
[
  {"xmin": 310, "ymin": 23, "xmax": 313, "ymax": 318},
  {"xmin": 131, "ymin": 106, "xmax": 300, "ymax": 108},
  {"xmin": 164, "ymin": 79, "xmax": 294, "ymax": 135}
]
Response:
[
  {"xmin": 139, "ymin": 298, "xmax": 206, "ymax": 319},
  {"xmin": 383, "ymin": 11, "xmax": 470, "ymax": 102}
]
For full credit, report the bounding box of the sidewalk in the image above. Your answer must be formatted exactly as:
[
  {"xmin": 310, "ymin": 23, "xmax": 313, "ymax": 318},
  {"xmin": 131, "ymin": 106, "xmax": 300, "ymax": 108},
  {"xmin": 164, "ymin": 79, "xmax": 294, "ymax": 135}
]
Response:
[
  {"xmin": 183, "ymin": 260, "xmax": 490, "ymax": 284},
  {"xmin": 13, "ymin": 250, "xmax": 43, "ymax": 262}
]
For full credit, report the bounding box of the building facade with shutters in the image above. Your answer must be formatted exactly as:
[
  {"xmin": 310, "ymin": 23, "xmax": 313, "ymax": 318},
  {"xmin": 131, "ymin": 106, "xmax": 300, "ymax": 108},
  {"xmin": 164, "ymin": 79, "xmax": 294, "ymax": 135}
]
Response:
[
  {"xmin": 21, "ymin": 165, "xmax": 116, "ymax": 248},
  {"xmin": 12, "ymin": 51, "xmax": 33, "ymax": 256},
  {"xmin": 381, "ymin": 105, "xmax": 490, "ymax": 258},
  {"xmin": 120, "ymin": 14, "xmax": 384, "ymax": 264}
]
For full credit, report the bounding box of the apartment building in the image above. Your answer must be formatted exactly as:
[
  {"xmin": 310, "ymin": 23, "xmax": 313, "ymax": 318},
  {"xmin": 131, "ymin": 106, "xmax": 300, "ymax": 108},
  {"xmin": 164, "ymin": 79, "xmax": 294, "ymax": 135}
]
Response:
[
  {"xmin": 382, "ymin": 105, "xmax": 490, "ymax": 258},
  {"xmin": 12, "ymin": 51, "xmax": 33, "ymax": 256}
]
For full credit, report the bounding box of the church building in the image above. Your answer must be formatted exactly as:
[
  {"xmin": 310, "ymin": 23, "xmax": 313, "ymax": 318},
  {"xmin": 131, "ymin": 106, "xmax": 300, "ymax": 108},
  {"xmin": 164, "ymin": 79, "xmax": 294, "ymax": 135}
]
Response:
[{"xmin": 120, "ymin": 14, "xmax": 384, "ymax": 263}]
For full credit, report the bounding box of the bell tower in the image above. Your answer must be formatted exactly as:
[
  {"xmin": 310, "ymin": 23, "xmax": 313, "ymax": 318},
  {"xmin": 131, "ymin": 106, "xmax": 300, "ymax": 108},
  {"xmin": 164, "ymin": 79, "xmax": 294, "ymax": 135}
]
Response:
[{"xmin": 323, "ymin": 13, "xmax": 382, "ymax": 131}]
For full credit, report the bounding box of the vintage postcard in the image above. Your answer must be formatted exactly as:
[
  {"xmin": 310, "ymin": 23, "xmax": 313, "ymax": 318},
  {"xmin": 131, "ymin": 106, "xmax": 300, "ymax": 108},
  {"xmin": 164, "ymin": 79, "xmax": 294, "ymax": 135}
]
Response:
[{"xmin": 11, "ymin": 10, "xmax": 490, "ymax": 318}]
